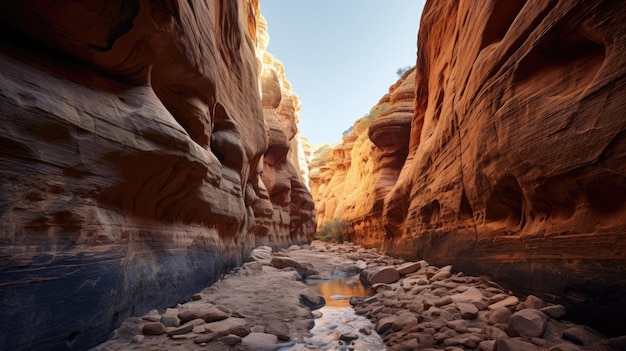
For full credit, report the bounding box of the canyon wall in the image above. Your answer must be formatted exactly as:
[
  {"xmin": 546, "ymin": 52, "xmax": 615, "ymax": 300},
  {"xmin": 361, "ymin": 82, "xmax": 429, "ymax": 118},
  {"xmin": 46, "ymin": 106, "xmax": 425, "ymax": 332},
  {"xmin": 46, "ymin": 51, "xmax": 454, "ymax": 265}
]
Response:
[
  {"xmin": 0, "ymin": 1, "xmax": 314, "ymax": 350},
  {"xmin": 313, "ymin": 0, "xmax": 626, "ymax": 335},
  {"xmin": 310, "ymin": 68, "xmax": 414, "ymax": 247}
]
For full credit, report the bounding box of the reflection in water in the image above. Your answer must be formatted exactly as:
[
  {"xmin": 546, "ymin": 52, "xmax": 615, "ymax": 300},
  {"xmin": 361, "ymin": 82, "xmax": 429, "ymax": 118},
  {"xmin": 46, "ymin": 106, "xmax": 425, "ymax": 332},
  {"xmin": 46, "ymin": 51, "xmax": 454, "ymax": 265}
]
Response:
[
  {"xmin": 280, "ymin": 275, "xmax": 385, "ymax": 350},
  {"xmin": 315, "ymin": 276, "xmax": 374, "ymax": 307}
]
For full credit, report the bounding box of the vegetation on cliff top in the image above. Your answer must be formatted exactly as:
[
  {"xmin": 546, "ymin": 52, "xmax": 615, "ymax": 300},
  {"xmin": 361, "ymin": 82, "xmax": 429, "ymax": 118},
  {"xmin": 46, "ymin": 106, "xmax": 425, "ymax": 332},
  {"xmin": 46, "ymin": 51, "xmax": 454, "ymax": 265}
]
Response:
[{"xmin": 357, "ymin": 102, "xmax": 391, "ymax": 130}]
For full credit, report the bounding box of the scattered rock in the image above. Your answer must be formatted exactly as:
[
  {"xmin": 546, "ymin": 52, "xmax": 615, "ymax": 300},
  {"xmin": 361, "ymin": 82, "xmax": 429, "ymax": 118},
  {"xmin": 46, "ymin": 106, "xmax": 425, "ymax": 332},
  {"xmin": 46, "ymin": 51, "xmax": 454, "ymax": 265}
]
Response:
[
  {"xmin": 524, "ymin": 295, "xmax": 546, "ymax": 309},
  {"xmin": 488, "ymin": 296, "xmax": 519, "ymax": 310},
  {"xmin": 339, "ymin": 332, "xmax": 359, "ymax": 343},
  {"xmin": 94, "ymin": 242, "xmax": 620, "ymax": 351},
  {"xmin": 479, "ymin": 339, "xmax": 496, "ymax": 351},
  {"xmin": 265, "ymin": 322, "xmax": 290, "ymax": 341},
  {"xmin": 141, "ymin": 322, "xmax": 166, "ymax": 335},
  {"xmin": 250, "ymin": 325, "xmax": 266, "ymax": 333},
  {"xmin": 489, "ymin": 307, "xmax": 513, "ymax": 325},
  {"xmin": 541, "ymin": 305, "xmax": 567, "ymax": 319},
  {"xmin": 376, "ymin": 315, "xmax": 397, "ymax": 334},
  {"xmin": 362, "ymin": 266, "xmax": 400, "ymax": 285},
  {"xmin": 507, "ymin": 309, "xmax": 548, "ymax": 338},
  {"xmin": 178, "ymin": 305, "xmax": 230, "ymax": 323},
  {"xmin": 270, "ymin": 256, "xmax": 308, "ymax": 270},
  {"xmin": 241, "ymin": 332, "xmax": 292, "ymax": 351},
  {"xmin": 131, "ymin": 335, "xmax": 144, "ymax": 343},
  {"xmin": 160, "ymin": 308, "xmax": 181, "ymax": 327},
  {"xmin": 299, "ymin": 290, "xmax": 325, "ymax": 310},
  {"xmin": 430, "ymin": 265, "xmax": 453, "ymax": 281},
  {"xmin": 247, "ymin": 246, "xmax": 272, "ymax": 262},
  {"xmin": 457, "ymin": 302, "xmax": 479, "ymax": 319},
  {"xmin": 141, "ymin": 310, "xmax": 161, "ymax": 322},
  {"xmin": 217, "ymin": 334, "xmax": 242, "ymax": 346},
  {"xmin": 228, "ymin": 325, "xmax": 249, "ymax": 337},
  {"xmin": 396, "ymin": 261, "xmax": 422, "ymax": 275},
  {"xmin": 166, "ymin": 323, "xmax": 194, "ymax": 336},
  {"xmin": 392, "ymin": 312, "xmax": 418, "ymax": 331}
]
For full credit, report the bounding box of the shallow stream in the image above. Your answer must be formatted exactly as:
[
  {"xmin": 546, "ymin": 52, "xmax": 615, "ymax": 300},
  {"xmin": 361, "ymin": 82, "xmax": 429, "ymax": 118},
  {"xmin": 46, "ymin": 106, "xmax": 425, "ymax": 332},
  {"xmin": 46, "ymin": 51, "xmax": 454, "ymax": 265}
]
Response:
[{"xmin": 280, "ymin": 274, "xmax": 386, "ymax": 350}]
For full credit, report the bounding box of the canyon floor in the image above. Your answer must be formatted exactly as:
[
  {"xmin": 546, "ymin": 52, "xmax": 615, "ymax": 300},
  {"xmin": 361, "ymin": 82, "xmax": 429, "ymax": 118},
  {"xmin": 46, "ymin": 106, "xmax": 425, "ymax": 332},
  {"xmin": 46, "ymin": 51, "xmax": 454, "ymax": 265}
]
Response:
[{"xmin": 91, "ymin": 242, "xmax": 626, "ymax": 351}]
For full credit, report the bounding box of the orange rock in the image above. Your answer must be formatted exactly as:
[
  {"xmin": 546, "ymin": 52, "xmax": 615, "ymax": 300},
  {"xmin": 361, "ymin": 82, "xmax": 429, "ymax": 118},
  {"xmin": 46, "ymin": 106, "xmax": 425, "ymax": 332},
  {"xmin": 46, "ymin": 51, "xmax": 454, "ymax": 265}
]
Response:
[{"xmin": 312, "ymin": 0, "xmax": 626, "ymax": 336}]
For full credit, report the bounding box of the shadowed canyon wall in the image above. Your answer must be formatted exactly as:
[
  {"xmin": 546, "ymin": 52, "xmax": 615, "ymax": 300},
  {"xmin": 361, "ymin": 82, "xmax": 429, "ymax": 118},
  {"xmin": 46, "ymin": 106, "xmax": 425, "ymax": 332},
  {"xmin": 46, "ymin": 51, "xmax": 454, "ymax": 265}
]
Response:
[
  {"xmin": 0, "ymin": 1, "xmax": 314, "ymax": 350},
  {"xmin": 312, "ymin": 0, "xmax": 626, "ymax": 335}
]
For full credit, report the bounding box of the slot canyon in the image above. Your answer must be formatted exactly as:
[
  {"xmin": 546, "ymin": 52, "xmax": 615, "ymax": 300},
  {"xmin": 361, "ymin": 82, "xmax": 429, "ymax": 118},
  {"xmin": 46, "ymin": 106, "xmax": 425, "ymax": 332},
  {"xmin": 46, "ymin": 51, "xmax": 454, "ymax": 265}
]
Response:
[{"xmin": 0, "ymin": 1, "xmax": 625, "ymax": 351}]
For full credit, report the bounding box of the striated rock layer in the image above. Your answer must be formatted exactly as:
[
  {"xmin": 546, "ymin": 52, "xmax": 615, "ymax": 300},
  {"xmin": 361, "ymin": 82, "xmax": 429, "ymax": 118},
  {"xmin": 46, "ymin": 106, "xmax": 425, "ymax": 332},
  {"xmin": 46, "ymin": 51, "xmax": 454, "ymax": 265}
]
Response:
[
  {"xmin": 0, "ymin": 1, "xmax": 314, "ymax": 350},
  {"xmin": 314, "ymin": 1, "xmax": 626, "ymax": 336},
  {"xmin": 310, "ymin": 68, "xmax": 414, "ymax": 247}
]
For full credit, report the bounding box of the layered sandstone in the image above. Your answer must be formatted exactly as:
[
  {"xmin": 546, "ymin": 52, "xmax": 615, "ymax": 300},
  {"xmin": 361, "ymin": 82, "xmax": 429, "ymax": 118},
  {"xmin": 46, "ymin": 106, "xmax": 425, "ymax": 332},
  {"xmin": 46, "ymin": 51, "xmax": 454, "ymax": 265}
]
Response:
[
  {"xmin": 314, "ymin": 0, "xmax": 626, "ymax": 335},
  {"xmin": 0, "ymin": 1, "xmax": 314, "ymax": 350},
  {"xmin": 310, "ymin": 69, "xmax": 414, "ymax": 246}
]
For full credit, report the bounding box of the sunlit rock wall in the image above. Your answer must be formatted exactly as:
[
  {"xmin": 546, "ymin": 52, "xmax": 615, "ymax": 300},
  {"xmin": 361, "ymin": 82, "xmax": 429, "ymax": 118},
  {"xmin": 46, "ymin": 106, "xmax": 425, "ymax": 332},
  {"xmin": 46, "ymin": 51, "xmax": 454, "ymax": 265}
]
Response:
[
  {"xmin": 0, "ymin": 1, "xmax": 314, "ymax": 350},
  {"xmin": 312, "ymin": 0, "xmax": 626, "ymax": 336},
  {"xmin": 257, "ymin": 16, "xmax": 316, "ymax": 241},
  {"xmin": 310, "ymin": 69, "xmax": 414, "ymax": 247},
  {"xmin": 354, "ymin": 0, "xmax": 626, "ymax": 335}
]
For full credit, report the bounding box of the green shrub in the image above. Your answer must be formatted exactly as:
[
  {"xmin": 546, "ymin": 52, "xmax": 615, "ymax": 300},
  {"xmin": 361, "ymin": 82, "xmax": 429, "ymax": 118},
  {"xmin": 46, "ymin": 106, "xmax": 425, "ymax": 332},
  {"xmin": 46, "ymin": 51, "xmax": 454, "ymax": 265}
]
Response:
[
  {"xmin": 356, "ymin": 102, "xmax": 391, "ymax": 130},
  {"xmin": 396, "ymin": 65, "xmax": 412, "ymax": 77},
  {"xmin": 314, "ymin": 219, "xmax": 352, "ymax": 243}
]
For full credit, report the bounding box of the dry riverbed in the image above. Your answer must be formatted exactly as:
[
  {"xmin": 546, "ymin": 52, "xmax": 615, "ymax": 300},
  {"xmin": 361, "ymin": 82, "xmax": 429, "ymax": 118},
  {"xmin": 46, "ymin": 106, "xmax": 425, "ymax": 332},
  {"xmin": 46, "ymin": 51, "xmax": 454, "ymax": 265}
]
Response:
[{"xmin": 91, "ymin": 242, "xmax": 626, "ymax": 351}]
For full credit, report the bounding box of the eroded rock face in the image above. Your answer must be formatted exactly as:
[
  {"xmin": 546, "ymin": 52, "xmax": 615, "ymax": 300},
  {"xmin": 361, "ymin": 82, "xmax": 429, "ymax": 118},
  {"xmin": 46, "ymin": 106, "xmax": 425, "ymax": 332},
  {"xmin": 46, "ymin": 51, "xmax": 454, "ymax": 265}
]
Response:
[
  {"xmin": 314, "ymin": 0, "xmax": 626, "ymax": 336},
  {"xmin": 310, "ymin": 69, "xmax": 414, "ymax": 246},
  {"xmin": 386, "ymin": 1, "xmax": 626, "ymax": 333},
  {"xmin": 0, "ymin": 1, "xmax": 314, "ymax": 350},
  {"xmin": 257, "ymin": 40, "xmax": 315, "ymax": 241}
]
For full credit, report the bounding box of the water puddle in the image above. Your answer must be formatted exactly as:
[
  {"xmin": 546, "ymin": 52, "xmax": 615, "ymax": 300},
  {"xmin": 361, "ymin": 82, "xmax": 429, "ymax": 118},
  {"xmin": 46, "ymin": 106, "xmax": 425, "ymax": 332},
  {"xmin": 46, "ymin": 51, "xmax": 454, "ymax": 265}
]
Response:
[{"xmin": 280, "ymin": 274, "xmax": 386, "ymax": 350}]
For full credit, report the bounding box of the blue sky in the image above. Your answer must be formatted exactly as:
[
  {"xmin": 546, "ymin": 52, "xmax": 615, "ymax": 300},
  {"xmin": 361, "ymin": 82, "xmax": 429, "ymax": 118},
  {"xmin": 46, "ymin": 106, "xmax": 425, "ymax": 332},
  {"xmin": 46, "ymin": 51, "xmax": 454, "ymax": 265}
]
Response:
[{"xmin": 260, "ymin": 0, "xmax": 426, "ymax": 145}]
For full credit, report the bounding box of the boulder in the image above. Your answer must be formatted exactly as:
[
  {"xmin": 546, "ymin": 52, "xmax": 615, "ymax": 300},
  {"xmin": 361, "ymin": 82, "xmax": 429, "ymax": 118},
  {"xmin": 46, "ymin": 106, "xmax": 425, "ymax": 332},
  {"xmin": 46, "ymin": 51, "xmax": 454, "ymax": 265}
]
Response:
[
  {"xmin": 178, "ymin": 305, "xmax": 230, "ymax": 324},
  {"xmin": 396, "ymin": 261, "xmax": 423, "ymax": 275},
  {"xmin": 270, "ymin": 256, "xmax": 308, "ymax": 271},
  {"xmin": 141, "ymin": 322, "xmax": 166, "ymax": 335},
  {"xmin": 265, "ymin": 322, "xmax": 290, "ymax": 341},
  {"xmin": 241, "ymin": 332, "xmax": 293, "ymax": 351},
  {"xmin": 457, "ymin": 302, "xmax": 479, "ymax": 319},
  {"xmin": 541, "ymin": 305, "xmax": 567, "ymax": 320},
  {"xmin": 362, "ymin": 266, "xmax": 401, "ymax": 285},
  {"xmin": 160, "ymin": 308, "xmax": 181, "ymax": 327},
  {"xmin": 218, "ymin": 334, "xmax": 242, "ymax": 346},
  {"xmin": 489, "ymin": 307, "xmax": 513, "ymax": 325},
  {"xmin": 488, "ymin": 296, "xmax": 519, "ymax": 311},
  {"xmin": 166, "ymin": 323, "xmax": 194, "ymax": 336},
  {"xmin": 299, "ymin": 290, "xmax": 326, "ymax": 310},
  {"xmin": 506, "ymin": 309, "xmax": 548, "ymax": 338},
  {"xmin": 339, "ymin": 333, "xmax": 359, "ymax": 343}
]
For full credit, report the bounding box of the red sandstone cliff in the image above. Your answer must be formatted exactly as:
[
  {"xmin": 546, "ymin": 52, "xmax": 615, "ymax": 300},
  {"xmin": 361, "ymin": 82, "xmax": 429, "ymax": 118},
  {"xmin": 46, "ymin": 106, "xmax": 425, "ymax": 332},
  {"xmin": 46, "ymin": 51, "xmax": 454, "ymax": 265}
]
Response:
[
  {"xmin": 0, "ymin": 1, "xmax": 314, "ymax": 350},
  {"xmin": 313, "ymin": 0, "xmax": 626, "ymax": 335},
  {"xmin": 310, "ymin": 68, "xmax": 414, "ymax": 247}
]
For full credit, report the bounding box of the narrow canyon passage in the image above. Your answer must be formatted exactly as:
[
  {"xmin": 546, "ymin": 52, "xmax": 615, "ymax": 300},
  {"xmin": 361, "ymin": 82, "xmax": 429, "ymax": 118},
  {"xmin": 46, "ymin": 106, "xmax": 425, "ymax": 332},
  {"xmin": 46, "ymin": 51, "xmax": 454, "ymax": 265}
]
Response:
[{"xmin": 0, "ymin": 1, "xmax": 625, "ymax": 351}]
